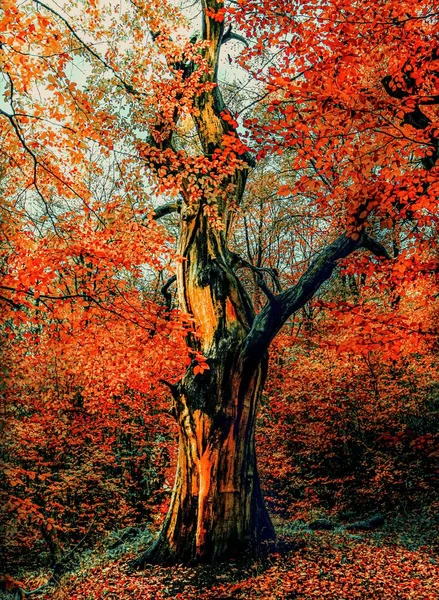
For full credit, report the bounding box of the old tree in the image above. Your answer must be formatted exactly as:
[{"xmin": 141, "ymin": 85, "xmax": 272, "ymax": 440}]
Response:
[{"xmin": 1, "ymin": 0, "xmax": 439, "ymax": 564}]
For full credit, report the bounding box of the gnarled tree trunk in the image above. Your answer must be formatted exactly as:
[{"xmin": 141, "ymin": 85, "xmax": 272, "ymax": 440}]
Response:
[
  {"xmin": 131, "ymin": 0, "xmax": 277, "ymax": 565},
  {"xmin": 131, "ymin": 0, "xmax": 390, "ymax": 567},
  {"xmin": 133, "ymin": 207, "xmax": 275, "ymax": 565},
  {"xmin": 140, "ymin": 354, "xmax": 274, "ymax": 564}
]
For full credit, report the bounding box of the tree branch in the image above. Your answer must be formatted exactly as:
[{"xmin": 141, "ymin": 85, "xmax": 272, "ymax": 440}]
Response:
[
  {"xmin": 0, "ymin": 294, "xmax": 22, "ymax": 309},
  {"xmin": 32, "ymin": 0, "xmax": 143, "ymax": 96},
  {"xmin": 161, "ymin": 275, "xmax": 177, "ymax": 309},
  {"xmin": 361, "ymin": 232, "xmax": 391, "ymax": 259},
  {"xmin": 242, "ymin": 231, "xmax": 390, "ymax": 359},
  {"xmin": 232, "ymin": 254, "xmax": 282, "ymax": 295},
  {"xmin": 221, "ymin": 25, "xmax": 249, "ymax": 47},
  {"xmin": 381, "ymin": 73, "xmax": 439, "ymax": 169},
  {"xmin": 152, "ymin": 200, "xmax": 181, "ymax": 220}
]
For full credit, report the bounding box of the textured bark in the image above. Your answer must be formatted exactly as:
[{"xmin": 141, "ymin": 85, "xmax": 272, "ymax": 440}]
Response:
[
  {"xmin": 132, "ymin": 356, "xmax": 274, "ymax": 565},
  {"xmin": 130, "ymin": 2, "xmax": 275, "ymax": 566},
  {"xmin": 130, "ymin": 222, "xmax": 389, "ymax": 565},
  {"xmin": 131, "ymin": 212, "xmax": 275, "ymax": 566},
  {"xmin": 244, "ymin": 231, "xmax": 390, "ymax": 359}
]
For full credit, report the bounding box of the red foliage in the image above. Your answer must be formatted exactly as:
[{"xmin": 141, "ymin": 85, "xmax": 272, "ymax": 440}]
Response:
[
  {"xmin": 0, "ymin": 201, "xmax": 183, "ymax": 564},
  {"xmin": 1, "ymin": 0, "xmax": 439, "ymax": 579},
  {"xmin": 258, "ymin": 270, "xmax": 439, "ymax": 517}
]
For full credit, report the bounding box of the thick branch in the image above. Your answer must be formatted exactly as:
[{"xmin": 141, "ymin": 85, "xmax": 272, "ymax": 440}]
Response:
[
  {"xmin": 152, "ymin": 201, "xmax": 181, "ymax": 220},
  {"xmin": 222, "ymin": 25, "xmax": 249, "ymax": 47},
  {"xmin": 419, "ymin": 95, "xmax": 439, "ymax": 106},
  {"xmin": 243, "ymin": 232, "xmax": 389, "ymax": 359},
  {"xmin": 361, "ymin": 232, "xmax": 391, "ymax": 259},
  {"xmin": 255, "ymin": 274, "xmax": 275, "ymax": 300}
]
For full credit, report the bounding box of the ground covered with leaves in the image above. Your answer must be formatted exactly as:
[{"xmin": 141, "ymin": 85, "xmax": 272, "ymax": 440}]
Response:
[{"xmin": 12, "ymin": 514, "xmax": 439, "ymax": 600}]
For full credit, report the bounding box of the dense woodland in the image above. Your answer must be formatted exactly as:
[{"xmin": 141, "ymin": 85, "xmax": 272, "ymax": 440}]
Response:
[{"xmin": 1, "ymin": 0, "xmax": 439, "ymax": 597}]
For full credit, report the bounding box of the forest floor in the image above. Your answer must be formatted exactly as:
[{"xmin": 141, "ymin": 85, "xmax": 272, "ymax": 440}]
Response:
[{"xmin": 10, "ymin": 511, "xmax": 439, "ymax": 599}]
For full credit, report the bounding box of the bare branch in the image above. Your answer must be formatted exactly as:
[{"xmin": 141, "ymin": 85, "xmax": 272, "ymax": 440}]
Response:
[
  {"xmin": 233, "ymin": 254, "xmax": 282, "ymax": 293},
  {"xmin": 222, "ymin": 25, "xmax": 249, "ymax": 47},
  {"xmin": 361, "ymin": 232, "xmax": 391, "ymax": 259},
  {"xmin": 32, "ymin": 0, "xmax": 143, "ymax": 96},
  {"xmin": 243, "ymin": 231, "xmax": 390, "ymax": 358},
  {"xmin": 159, "ymin": 378, "xmax": 180, "ymax": 402},
  {"xmin": 161, "ymin": 275, "xmax": 177, "ymax": 309},
  {"xmin": 152, "ymin": 201, "xmax": 181, "ymax": 220}
]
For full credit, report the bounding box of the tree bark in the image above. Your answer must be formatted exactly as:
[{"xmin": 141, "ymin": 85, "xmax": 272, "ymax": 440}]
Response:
[
  {"xmin": 131, "ymin": 212, "xmax": 275, "ymax": 566},
  {"xmin": 131, "ymin": 356, "xmax": 274, "ymax": 565},
  {"xmin": 130, "ymin": 221, "xmax": 389, "ymax": 566},
  {"xmin": 130, "ymin": 1, "xmax": 276, "ymax": 565}
]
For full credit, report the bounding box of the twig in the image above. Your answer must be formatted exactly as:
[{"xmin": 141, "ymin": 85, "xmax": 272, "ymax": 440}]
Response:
[{"xmin": 32, "ymin": 0, "xmax": 143, "ymax": 96}]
